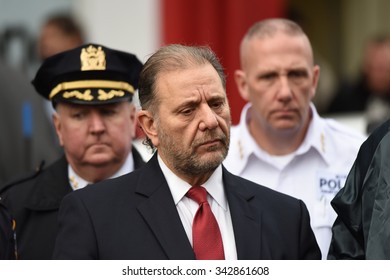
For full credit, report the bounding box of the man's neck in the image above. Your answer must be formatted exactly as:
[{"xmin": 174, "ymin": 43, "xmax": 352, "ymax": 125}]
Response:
[
  {"xmin": 67, "ymin": 153, "xmax": 132, "ymax": 183},
  {"xmin": 248, "ymin": 116, "xmax": 311, "ymax": 156},
  {"xmin": 158, "ymin": 154, "xmax": 216, "ymax": 186}
]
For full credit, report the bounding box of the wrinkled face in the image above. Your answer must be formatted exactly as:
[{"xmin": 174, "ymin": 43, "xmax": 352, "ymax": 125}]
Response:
[
  {"xmin": 236, "ymin": 32, "xmax": 319, "ymax": 134},
  {"xmin": 53, "ymin": 101, "xmax": 136, "ymax": 169},
  {"xmin": 151, "ymin": 64, "xmax": 231, "ymax": 176}
]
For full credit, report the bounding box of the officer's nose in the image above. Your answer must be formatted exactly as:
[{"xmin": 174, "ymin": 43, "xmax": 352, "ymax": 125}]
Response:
[
  {"xmin": 89, "ymin": 112, "xmax": 106, "ymax": 134},
  {"xmin": 276, "ymin": 76, "xmax": 293, "ymax": 102}
]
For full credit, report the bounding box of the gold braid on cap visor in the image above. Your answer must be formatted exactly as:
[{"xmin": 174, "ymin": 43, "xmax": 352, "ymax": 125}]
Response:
[{"xmin": 48, "ymin": 80, "xmax": 135, "ymax": 100}]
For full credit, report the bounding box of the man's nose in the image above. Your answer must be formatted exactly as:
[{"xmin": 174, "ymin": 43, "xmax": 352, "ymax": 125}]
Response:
[
  {"xmin": 198, "ymin": 105, "xmax": 219, "ymax": 131},
  {"xmin": 89, "ymin": 113, "xmax": 106, "ymax": 134},
  {"xmin": 276, "ymin": 76, "xmax": 293, "ymax": 101}
]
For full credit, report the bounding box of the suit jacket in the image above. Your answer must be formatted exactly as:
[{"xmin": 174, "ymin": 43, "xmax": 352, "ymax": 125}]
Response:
[
  {"xmin": 53, "ymin": 153, "xmax": 321, "ymax": 260},
  {"xmin": 0, "ymin": 148, "xmax": 145, "ymax": 259}
]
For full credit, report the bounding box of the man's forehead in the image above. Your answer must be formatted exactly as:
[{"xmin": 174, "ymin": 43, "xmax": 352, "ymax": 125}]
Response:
[
  {"xmin": 244, "ymin": 37, "xmax": 314, "ymax": 66},
  {"xmin": 157, "ymin": 64, "xmax": 223, "ymax": 90}
]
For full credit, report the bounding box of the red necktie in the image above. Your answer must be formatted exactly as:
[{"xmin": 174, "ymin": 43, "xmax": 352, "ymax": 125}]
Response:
[{"xmin": 186, "ymin": 186, "xmax": 225, "ymax": 260}]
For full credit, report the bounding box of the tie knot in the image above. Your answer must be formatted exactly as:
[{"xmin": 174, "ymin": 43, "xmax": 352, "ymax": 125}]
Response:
[{"xmin": 186, "ymin": 186, "xmax": 208, "ymax": 205}]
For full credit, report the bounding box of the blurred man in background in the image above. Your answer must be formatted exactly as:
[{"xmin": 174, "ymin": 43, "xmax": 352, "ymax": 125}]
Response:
[
  {"xmin": 37, "ymin": 13, "xmax": 85, "ymax": 60},
  {"xmin": 327, "ymin": 35, "xmax": 390, "ymax": 133},
  {"xmin": 224, "ymin": 18, "xmax": 365, "ymax": 259}
]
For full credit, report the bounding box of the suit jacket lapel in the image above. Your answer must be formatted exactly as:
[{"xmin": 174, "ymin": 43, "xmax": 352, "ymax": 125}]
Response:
[
  {"xmin": 223, "ymin": 167, "xmax": 262, "ymax": 260},
  {"xmin": 135, "ymin": 154, "xmax": 195, "ymax": 260}
]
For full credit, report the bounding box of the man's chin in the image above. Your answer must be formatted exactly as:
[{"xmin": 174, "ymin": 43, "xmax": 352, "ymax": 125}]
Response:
[
  {"xmin": 199, "ymin": 150, "xmax": 226, "ymax": 165},
  {"xmin": 85, "ymin": 154, "xmax": 115, "ymax": 166},
  {"xmin": 272, "ymin": 120, "xmax": 299, "ymax": 131}
]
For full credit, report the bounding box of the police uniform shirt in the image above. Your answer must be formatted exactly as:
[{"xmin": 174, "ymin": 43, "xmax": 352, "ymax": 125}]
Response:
[
  {"xmin": 68, "ymin": 152, "xmax": 135, "ymax": 190},
  {"xmin": 224, "ymin": 102, "xmax": 366, "ymax": 259},
  {"xmin": 157, "ymin": 155, "xmax": 238, "ymax": 260}
]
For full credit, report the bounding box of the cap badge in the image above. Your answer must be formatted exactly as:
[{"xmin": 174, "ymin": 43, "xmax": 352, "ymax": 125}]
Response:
[{"xmin": 80, "ymin": 45, "xmax": 106, "ymax": 71}]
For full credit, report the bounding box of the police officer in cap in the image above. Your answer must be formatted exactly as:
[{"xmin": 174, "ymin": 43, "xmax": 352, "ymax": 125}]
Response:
[{"xmin": 0, "ymin": 44, "xmax": 146, "ymax": 259}]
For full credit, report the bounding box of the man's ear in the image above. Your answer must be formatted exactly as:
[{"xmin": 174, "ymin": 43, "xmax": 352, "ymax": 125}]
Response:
[
  {"xmin": 137, "ymin": 110, "xmax": 159, "ymax": 147},
  {"xmin": 310, "ymin": 65, "xmax": 320, "ymax": 99},
  {"xmin": 234, "ymin": 69, "xmax": 250, "ymax": 101},
  {"xmin": 52, "ymin": 112, "xmax": 64, "ymax": 146}
]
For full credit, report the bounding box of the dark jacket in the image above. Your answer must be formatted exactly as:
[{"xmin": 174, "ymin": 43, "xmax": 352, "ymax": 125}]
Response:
[
  {"xmin": 0, "ymin": 147, "xmax": 145, "ymax": 259},
  {"xmin": 0, "ymin": 202, "xmax": 16, "ymax": 259},
  {"xmin": 53, "ymin": 153, "xmax": 321, "ymax": 260},
  {"xmin": 328, "ymin": 118, "xmax": 390, "ymax": 259}
]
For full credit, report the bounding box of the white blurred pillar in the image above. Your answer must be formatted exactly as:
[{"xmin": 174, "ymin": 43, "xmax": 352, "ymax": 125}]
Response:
[{"xmin": 71, "ymin": 0, "xmax": 161, "ymax": 62}]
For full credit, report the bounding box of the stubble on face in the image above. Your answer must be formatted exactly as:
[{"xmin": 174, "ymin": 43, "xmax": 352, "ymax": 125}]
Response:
[{"xmin": 156, "ymin": 118, "xmax": 230, "ymax": 176}]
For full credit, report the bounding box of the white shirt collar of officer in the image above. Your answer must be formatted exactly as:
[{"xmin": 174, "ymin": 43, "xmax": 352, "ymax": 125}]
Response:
[
  {"xmin": 68, "ymin": 151, "xmax": 134, "ymax": 190},
  {"xmin": 232, "ymin": 102, "xmax": 331, "ymax": 173}
]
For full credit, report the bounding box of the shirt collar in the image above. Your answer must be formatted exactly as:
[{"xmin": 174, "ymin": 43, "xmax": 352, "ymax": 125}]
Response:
[
  {"xmin": 157, "ymin": 154, "xmax": 227, "ymax": 210},
  {"xmin": 68, "ymin": 151, "xmax": 134, "ymax": 190},
  {"xmin": 298, "ymin": 103, "xmax": 331, "ymax": 164}
]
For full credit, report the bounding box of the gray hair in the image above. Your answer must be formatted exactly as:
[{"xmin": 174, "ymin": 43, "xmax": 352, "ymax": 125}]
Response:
[{"xmin": 139, "ymin": 44, "xmax": 226, "ymax": 111}]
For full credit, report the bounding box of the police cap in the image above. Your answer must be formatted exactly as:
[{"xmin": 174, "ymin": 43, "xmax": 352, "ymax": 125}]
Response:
[{"xmin": 32, "ymin": 43, "xmax": 142, "ymax": 105}]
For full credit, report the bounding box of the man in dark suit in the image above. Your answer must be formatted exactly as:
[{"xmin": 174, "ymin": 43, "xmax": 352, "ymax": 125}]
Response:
[
  {"xmin": 53, "ymin": 44, "xmax": 321, "ymax": 260},
  {"xmin": 0, "ymin": 44, "xmax": 146, "ymax": 259}
]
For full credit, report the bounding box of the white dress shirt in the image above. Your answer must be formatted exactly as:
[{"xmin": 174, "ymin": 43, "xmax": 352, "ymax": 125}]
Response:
[
  {"xmin": 158, "ymin": 155, "xmax": 237, "ymax": 260},
  {"xmin": 224, "ymin": 102, "xmax": 366, "ymax": 259}
]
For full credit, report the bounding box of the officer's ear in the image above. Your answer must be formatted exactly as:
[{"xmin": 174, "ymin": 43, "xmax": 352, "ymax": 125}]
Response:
[
  {"xmin": 137, "ymin": 110, "xmax": 159, "ymax": 147},
  {"xmin": 127, "ymin": 102, "xmax": 137, "ymax": 139},
  {"xmin": 52, "ymin": 110, "xmax": 65, "ymax": 147},
  {"xmin": 234, "ymin": 69, "xmax": 250, "ymax": 101},
  {"xmin": 310, "ymin": 65, "xmax": 320, "ymax": 99}
]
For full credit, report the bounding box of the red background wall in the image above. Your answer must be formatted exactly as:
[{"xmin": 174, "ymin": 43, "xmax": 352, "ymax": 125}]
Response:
[{"xmin": 161, "ymin": 0, "xmax": 286, "ymax": 124}]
